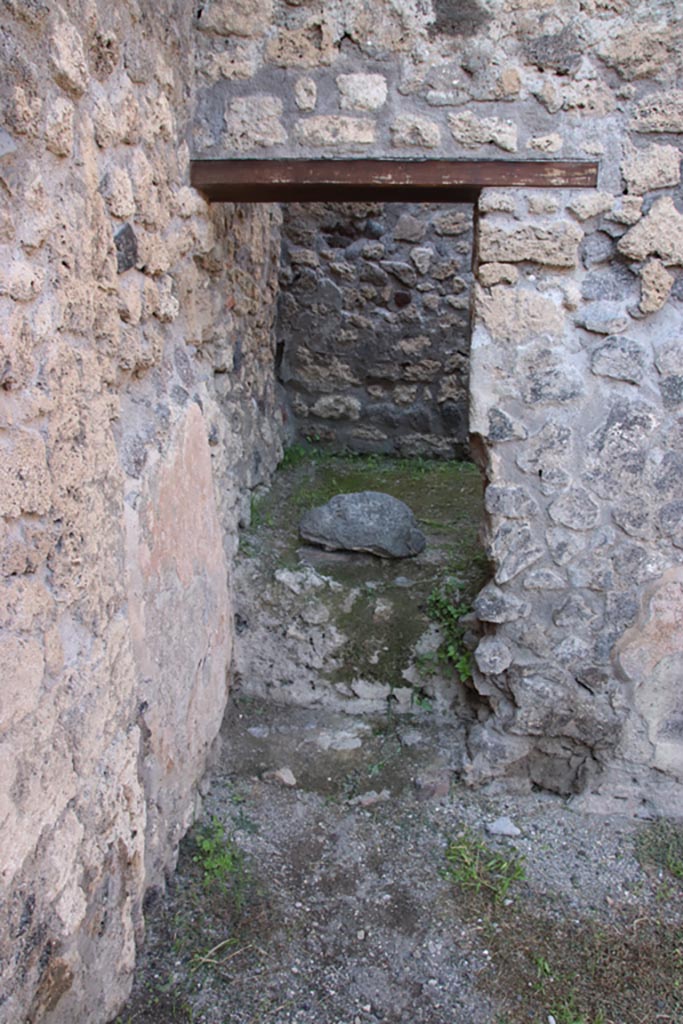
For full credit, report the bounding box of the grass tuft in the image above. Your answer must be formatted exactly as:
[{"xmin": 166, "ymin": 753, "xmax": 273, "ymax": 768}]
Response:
[
  {"xmin": 635, "ymin": 819, "xmax": 683, "ymax": 884},
  {"xmin": 444, "ymin": 828, "xmax": 526, "ymax": 903}
]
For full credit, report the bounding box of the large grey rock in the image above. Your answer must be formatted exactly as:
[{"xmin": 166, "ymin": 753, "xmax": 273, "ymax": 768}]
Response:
[{"xmin": 300, "ymin": 491, "xmax": 426, "ymax": 558}]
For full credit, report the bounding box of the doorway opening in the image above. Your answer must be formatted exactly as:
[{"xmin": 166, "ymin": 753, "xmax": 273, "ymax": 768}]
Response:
[
  {"xmin": 191, "ymin": 157, "xmax": 598, "ymax": 725},
  {"xmin": 232, "ymin": 193, "xmax": 488, "ymax": 724}
]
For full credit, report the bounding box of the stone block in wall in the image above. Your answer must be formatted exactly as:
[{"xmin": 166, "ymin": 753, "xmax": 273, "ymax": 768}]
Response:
[
  {"xmin": 223, "ymin": 95, "xmax": 287, "ymax": 151},
  {"xmin": 597, "ymin": 24, "xmax": 676, "ymax": 80},
  {"xmin": 381, "ymin": 260, "xmax": 417, "ymax": 287},
  {"xmin": 631, "ymin": 90, "xmax": 683, "ymax": 133},
  {"xmin": 639, "ymin": 258, "xmax": 674, "ymax": 314},
  {"xmin": 395, "ymin": 433, "xmax": 457, "ymax": 458},
  {"xmin": 516, "ymin": 421, "xmax": 572, "ymax": 475},
  {"xmin": 485, "ymin": 485, "xmax": 538, "ymax": 519},
  {"xmin": 100, "ymin": 166, "xmax": 135, "ymax": 220},
  {"xmin": 621, "ymin": 142, "xmax": 681, "ymax": 196},
  {"xmin": 409, "ymin": 245, "xmax": 433, "ymax": 272},
  {"xmin": 590, "ymin": 336, "xmax": 647, "ymax": 384},
  {"xmin": 393, "ymin": 214, "xmax": 426, "ymax": 242},
  {"xmin": 390, "ymin": 115, "xmax": 441, "ymax": 148},
  {"xmin": 437, "ymin": 374, "xmax": 466, "ymax": 403},
  {"xmin": 660, "ymin": 375, "xmax": 683, "ymax": 410},
  {"xmin": 337, "ymin": 73, "xmax": 387, "ymax": 111},
  {"xmin": 197, "ymin": 0, "xmax": 272, "ymax": 37},
  {"xmin": 45, "ymin": 97, "xmax": 74, "ymax": 157},
  {"xmin": 618, "ymin": 196, "xmax": 683, "ymax": 263},
  {"xmin": 478, "ymin": 220, "xmax": 582, "ymax": 268},
  {"xmin": 552, "ymin": 592, "xmax": 602, "ymax": 629},
  {"xmin": 266, "ymin": 22, "xmax": 337, "ymax": 68},
  {"xmin": 433, "ymin": 211, "xmax": 470, "ymax": 236},
  {"xmin": 491, "ymin": 523, "xmax": 544, "ymax": 584},
  {"xmin": 655, "ymin": 338, "xmax": 683, "ymax": 376},
  {"xmin": 474, "ymin": 635, "xmax": 513, "ymax": 675},
  {"xmin": 524, "ymin": 27, "xmax": 581, "ymax": 74},
  {"xmin": 478, "ymin": 263, "xmax": 519, "ymax": 287},
  {"xmin": 608, "ymin": 196, "xmax": 643, "ymax": 227},
  {"xmin": 478, "ymin": 192, "xmax": 516, "ymax": 215},
  {"xmin": 567, "ymin": 192, "xmax": 614, "ymax": 222},
  {"xmin": 197, "ymin": 40, "xmax": 259, "ymax": 82},
  {"xmin": 584, "ymin": 399, "xmax": 659, "ymax": 503},
  {"xmin": 448, "ymin": 111, "xmax": 517, "ymax": 152},
  {"xmin": 401, "ymin": 358, "xmax": 441, "ymax": 382},
  {"xmin": 577, "ymin": 302, "xmax": 629, "ymax": 335},
  {"xmin": 473, "ymin": 582, "xmax": 530, "ymax": 623},
  {"xmin": 476, "ymin": 285, "xmax": 565, "ymax": 343},
  {"xmin": 581, "ymin": 264, "xmax": 637, "ymax": 303},
  {"xmin": 523, "ymin": 566, "xmax": 566, "ymax": 590},
  {"xmin": 49, "ymin": 17, "xmax": 89, "ymax": 97},
  {"xmin": 485, "ymin": 408, "xmax": 528, "ymax": 442},
  {"xmin": 529, "ymin": 195, "xmax": 561, "ymax": 216},
  {"xmin": 294, "ymin": 77, "xmax": 317, "ymax": 111},
  {"xmin": 536, "ymin": 77, "xmax": 616, "ymax": 117},
  {"xmin": 0, "ymin": 259, "xmax": 45, "ymax": 302},
  {"xmin": 659, "ymin": 501, "xmax": 683, "ymax": 547},
  {"xmin": 295, "ymin": 116, "xmax": 375, "ymax": 147},
  {"xmin": 0, "ymin": 429, "xmax": 51, "ymax": 517},
  {"xmin": 529, "ymin": 132, "xmax": 563, "ymax": 154},
  {"xmin": 0, "ymin": 519, "xmax": 55, "ymax": 576},
  {"xmin": 310, "ymin": 395, "xmax": 362, "ymax": 420}
]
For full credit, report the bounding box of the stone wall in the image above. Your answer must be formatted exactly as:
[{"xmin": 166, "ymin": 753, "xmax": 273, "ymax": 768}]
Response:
[
  {"xmin": 0, "ymin": 4, "xmax": 284, "ymax": 1022},
  {"xmin": 197, "ymin": 0, "xmax": 683, "ymax": 808},
  {"xmin": 469, "ymin": 186, "xmax": 683, "ymax": 801},
  {"xmin": 3, "ymin": 0, "xmax": 683, "ymax": 1020},
  {"xmin": 277, "ymin": 201, "xmax": 472, "ymax": 457}
]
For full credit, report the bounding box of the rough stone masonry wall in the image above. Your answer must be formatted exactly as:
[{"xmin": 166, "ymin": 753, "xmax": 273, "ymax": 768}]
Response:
[
  {"xmin": 469, "ymin": 187, "xmax": 683, "ymax": 802},
  {"xmin": 277, "ymin": 201, "xmax": 473, "ymax": 457},
  {"xmin": 197, "ymin": 0, "xmax": 683, "ymax": 808},
  {"xmin": 0, "ymin": 4, "xmax": 284, "ymax": 1023}
]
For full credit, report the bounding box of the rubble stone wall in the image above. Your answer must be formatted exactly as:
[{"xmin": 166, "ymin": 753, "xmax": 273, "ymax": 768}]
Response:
[
  {"xmin": 277, "ymin": 201, "xmax": 473, "ymax": 458},
  {"xmin": 469, "ymin": 186, "xmax": 683, "ymax": 802},
  {"xmin": 0, "ymin": 4, "xmax": 284, "ymax": 1023},
  {"xmin": 3, "ymin": 0, "xmax": 683, "ymax": 1021},
  {"xmin": 196, "ymin": 0, "xmax": 683, "ymax": 806}
]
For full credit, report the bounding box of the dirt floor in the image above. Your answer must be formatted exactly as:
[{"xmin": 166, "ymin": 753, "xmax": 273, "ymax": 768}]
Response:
[{"xmin": 114, "ymin": 453, "xmax": 683, "ymax": 1024}]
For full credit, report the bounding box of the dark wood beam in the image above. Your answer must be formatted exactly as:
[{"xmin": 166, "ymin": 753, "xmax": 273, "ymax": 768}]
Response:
[{"xmin": 190, "ymin": 159, "xmax": 599, "ymax": 204}]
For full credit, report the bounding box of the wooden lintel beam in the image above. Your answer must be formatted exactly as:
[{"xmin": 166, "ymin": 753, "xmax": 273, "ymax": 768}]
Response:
[{"xmin": 190, "ymin": 159, "xmax": 599, "ymax": 204}]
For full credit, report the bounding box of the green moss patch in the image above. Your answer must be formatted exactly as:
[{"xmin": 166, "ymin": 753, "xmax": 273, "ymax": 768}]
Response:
[{"xmin": 240, "ymin": 450, "xmax": 488, "ymax": 704}]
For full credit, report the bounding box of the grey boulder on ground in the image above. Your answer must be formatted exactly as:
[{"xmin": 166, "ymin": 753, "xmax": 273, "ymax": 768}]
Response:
[{"xmin": 300, "ymin": 491, "xmax": 426, "ymax": 558}]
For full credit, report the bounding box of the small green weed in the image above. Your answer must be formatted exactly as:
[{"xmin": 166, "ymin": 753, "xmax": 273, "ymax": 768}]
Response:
[
  {"xmin": 280, "ymin": 442, "xmax": 311, "ymax": 468},
  {"xmin": 426, "ymin": 581, "xmax": 473, "ymax": 682},
  {"xmin": 533, "ymin": 954, "xmax": 552, "ymax": 982},
  {"xmin": 279, "ymin": 441, "xmax": 330, "ymax": 469},
  {"xmin": 249, "ymin": 494, "xmax": 273, "ymax": 528},
  {"xmin": 547, "ymin": 995, "xmax": 606, "ymax": 1024},
  {"xmin": 635, "ymin": 819, "xmax": 683, "ymax": 883},
  {"xmin": 411, "ymin": 689, "xmax": 434, "ymax": 712},
  {"xmin": 192, "ymin": 817, "xmax": 247, "ymax": 909},
  {"xmin": 444, "ymin": 828, "xmax": 526, "ymax": 903}
]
